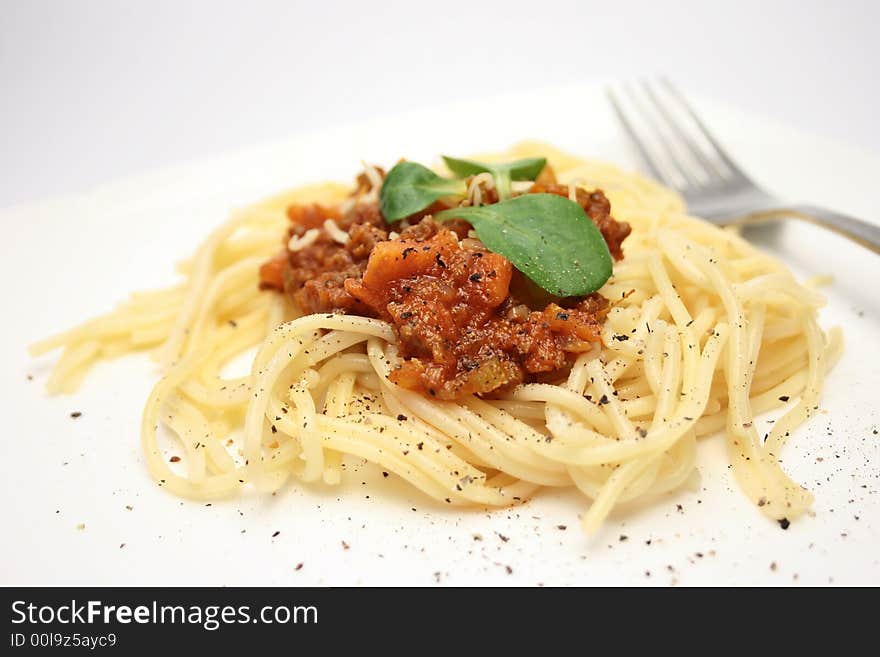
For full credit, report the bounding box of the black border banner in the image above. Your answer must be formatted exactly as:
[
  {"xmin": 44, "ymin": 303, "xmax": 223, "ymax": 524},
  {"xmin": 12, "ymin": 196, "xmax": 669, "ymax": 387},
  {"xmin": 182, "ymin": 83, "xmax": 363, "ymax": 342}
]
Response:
[
  {"xmin": 3, "ymin": 587, "xmax": 588, "ymax": 650},
  {"xmin": 0, "ymin": 585, "xmax": 843, "ymax": 651}
]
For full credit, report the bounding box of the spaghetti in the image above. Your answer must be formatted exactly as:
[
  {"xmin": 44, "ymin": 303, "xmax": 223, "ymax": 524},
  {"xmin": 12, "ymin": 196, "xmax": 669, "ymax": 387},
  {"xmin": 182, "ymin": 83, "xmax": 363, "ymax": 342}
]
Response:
[{"xmin": 31, "ymin": 142, "xmax": 842, "ymax": 533}]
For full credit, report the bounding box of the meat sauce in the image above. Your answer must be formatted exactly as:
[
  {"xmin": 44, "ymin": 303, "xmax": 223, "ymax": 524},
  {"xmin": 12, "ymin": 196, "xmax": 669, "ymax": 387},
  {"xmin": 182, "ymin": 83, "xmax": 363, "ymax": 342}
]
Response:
[{"xmin": 259, "ymin": 172, "xmax": 630, "ymax": 400}]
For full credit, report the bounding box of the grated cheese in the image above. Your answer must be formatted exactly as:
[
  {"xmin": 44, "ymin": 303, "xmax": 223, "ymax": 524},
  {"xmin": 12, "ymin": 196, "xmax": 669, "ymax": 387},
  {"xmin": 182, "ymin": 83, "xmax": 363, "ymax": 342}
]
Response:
[
  {"xmin": 467, "ymin": 172, "xmax": 495, "ymax": 207},
  {"xmin": 287, "ymin": 228, "xmax": 320, "ymax": 252},
  {"xmin": 567, "ymin": 178, "xmax": 586, "ymax": 202},
  {"xmin": 324, "ymin": 218, "xmax": 350, "ymax": 245}
]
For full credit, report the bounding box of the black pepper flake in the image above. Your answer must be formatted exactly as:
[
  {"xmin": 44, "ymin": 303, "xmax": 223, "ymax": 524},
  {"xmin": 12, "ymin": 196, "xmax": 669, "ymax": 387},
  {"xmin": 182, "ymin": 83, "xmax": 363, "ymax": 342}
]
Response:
[
  {"xmin": 169, "ymin": 456, "xmax": 181, "ymax": 463},
  {"xmin": 435, "ymin": 253, "xmax": 447, "ymax": 268},
  {"xmin": 505, "ymin": 565, "xmax": 513, "ymax": 574},
  {"xmin": 271, "ymin": 425, "xmax": 277, "ymax": 434},
  {"xmin": 496, "ymin": 532, "xmax": 509, "ymax": 542},
  {"xmin": 382, "ymin": 471, "xmax": 389, "ymax": 478},
  {"xmin": 619, "ymin": 534, "xmax": 628, "ymax": 542},
  {"xmin": 598, "ymin": 394, "xmax": 609, "ymax": 405},
  {"xmin": 778, "ymin": 518, "xmax": 790, "ymax": 530},
  {"xmin": 400, "ymin": 311, "xmax": 413, "ymax": 320},
  {"xmin": 469, "ymin": 273, "xmax": 483, "ymax": 282},
  {"xmin": 556, "ymin": 525, "xmax": 567, "ymax": 530},
  {"xmin": 417, "ymin": 442, "xmax": 424, "ymax": 450},
  {"xmin": 70, "ymin": 411, "xmax": 82, "ymax": 419},
  {"xmin": 342, "ymin": 541, "xmax": 350, "ymax": 550},
  {"xmin": 397, "ymin": 414, "xmax": 408, "ymax": 421},
  {"xmin": 778, "ymin": 395, "xmax": 790, "ymax": 402},
  {"xmin": 272, "ymin": 530, "xmax": 280, "ymax": 538},
  {"xmin": 402, "ymin": 247, "xmax": 416, "ymax": 260},
  {"xmin": 556, "ymin": 312, "xmax": 569, "ymax": 321},
  {"xmin": 612, "ymin": 334, "xmax": 629, "ymax": 341},
  {"xmin": 295, "ymin": 563, "xmax": 303, "ymax": 571}
]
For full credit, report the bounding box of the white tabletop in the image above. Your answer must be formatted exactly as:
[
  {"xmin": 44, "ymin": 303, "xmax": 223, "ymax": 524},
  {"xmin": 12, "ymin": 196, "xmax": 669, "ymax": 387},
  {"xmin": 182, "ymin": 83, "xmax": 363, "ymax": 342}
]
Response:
[{"xmin": 2, "ymin": 0, "xmax": 878, "ymax": 208}]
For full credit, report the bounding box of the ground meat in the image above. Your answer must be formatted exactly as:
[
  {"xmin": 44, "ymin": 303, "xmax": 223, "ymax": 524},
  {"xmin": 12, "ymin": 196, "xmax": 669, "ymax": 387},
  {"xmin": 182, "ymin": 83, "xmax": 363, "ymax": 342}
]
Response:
[
  {"xmin": 530, "ymin": 184, "xmax": 631, "ymax": 260},
  {"xmin": 286, "ymin": 203, "xmax": 343, "ymax": 230},
  {"xmin": 258, "ymin": 202, "xmax": 388, "ymax": 315},
  {"xmin": 259, "ymin": 177, "xmax": 624, "ymax": 400}
]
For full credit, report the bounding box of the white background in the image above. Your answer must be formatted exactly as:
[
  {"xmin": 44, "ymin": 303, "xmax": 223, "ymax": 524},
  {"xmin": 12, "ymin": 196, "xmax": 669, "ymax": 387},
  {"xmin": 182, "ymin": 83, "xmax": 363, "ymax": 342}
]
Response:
[{"xmin": 2, "ymin": 0, "xmax": 878, "ymax": 208}]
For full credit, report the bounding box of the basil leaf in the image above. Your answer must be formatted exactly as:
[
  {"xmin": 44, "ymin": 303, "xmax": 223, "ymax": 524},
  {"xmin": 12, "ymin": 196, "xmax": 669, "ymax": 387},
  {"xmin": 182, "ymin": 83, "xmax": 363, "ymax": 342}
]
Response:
[
  {"xmin": 434, "ymin": 193, "xmax": 612, "ymax": 296},
  {"xmin": 442, "ymin": 156, "xmax": 547, "ymax": 180},
  {"xmin": 380, "ymin": 162, "xmax": 466, "ymax": 221},
  {"xmin": 442, "ymin": 156, "xmax": 547, "ymax": 200}
]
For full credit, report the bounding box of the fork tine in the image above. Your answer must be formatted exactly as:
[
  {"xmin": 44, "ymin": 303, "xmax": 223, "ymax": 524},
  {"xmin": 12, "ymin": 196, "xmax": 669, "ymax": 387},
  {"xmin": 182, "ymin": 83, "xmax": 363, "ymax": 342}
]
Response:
[
  {"xmin": 623, "ymin": 82, "xmax": 701, "ymax": 189},
  {"xmin": 606, "ymin": 88, "xmax": 669, "ymax": 186},
  {"xmin": 641, "ymin": 81, "xmax": 725, "ymax": 181},
  {"xmin": 660, "ymin": 78, "xmax": 748, "ymax": 181}
]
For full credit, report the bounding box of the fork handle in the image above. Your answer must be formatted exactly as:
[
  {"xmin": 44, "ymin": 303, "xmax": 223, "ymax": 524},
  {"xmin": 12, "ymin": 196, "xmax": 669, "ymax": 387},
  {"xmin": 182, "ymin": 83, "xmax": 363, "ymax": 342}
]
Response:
[{"xmin": 745, "ymin": 204, "xmax": 880, "ymax": 254}]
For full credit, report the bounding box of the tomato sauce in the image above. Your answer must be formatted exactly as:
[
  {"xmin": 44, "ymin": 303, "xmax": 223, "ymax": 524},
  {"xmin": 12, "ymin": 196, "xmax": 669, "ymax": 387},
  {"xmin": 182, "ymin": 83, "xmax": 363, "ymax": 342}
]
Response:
[{"xmin": 259, "ymin": 173, "xmax": 629, "ymax": 400}]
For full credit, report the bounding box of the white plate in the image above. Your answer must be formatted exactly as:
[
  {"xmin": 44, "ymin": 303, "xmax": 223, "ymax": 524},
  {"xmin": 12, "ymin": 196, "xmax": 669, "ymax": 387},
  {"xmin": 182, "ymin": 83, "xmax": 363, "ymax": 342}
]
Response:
[{"xmin": 2, "ymin": 84, "xmax": 879, "ymax": 586}]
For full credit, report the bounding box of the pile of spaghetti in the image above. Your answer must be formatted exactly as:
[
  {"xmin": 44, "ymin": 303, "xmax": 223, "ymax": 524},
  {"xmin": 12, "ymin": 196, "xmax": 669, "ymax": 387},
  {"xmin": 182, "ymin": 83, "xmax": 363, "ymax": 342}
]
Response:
[{"xmin": 31, "ymin": 143, "xmax": 842, "ymax": 533}]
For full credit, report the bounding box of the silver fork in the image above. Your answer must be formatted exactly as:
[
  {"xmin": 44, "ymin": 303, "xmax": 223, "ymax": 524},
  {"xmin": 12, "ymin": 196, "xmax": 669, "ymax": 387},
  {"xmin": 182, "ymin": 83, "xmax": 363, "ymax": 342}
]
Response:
[{"xmin": 607, "ymin": 79, "xmax": 880, "ymax": 253}]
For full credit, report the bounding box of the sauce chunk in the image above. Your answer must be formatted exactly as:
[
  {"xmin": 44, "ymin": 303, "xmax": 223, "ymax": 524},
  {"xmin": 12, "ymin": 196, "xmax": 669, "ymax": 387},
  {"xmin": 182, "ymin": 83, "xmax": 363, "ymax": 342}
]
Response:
[
  {"xmin": 345, "ymin": 219, "xmax": 607, "ymax": 399},
  {"xmin": 259, "ymin": 174, "xmax": 627, "ymax": 400}
]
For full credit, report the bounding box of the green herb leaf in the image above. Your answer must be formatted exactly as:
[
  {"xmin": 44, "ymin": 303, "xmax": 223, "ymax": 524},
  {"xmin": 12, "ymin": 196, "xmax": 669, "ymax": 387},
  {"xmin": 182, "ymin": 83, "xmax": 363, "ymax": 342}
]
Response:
[
  {"xmin": 434, "ymin": 193, "xmax": 612, "ymax": 296},
  {"xmin": 379, "ymin": 162, "xmax": 467, "ymax": 221},
  {"xmin": 442, "ymin": 156, "xmax": 547, "ymax": 181},
  {"xmin": 442, "ymin": 156, "xmax": 547, "ymax": 200}
]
